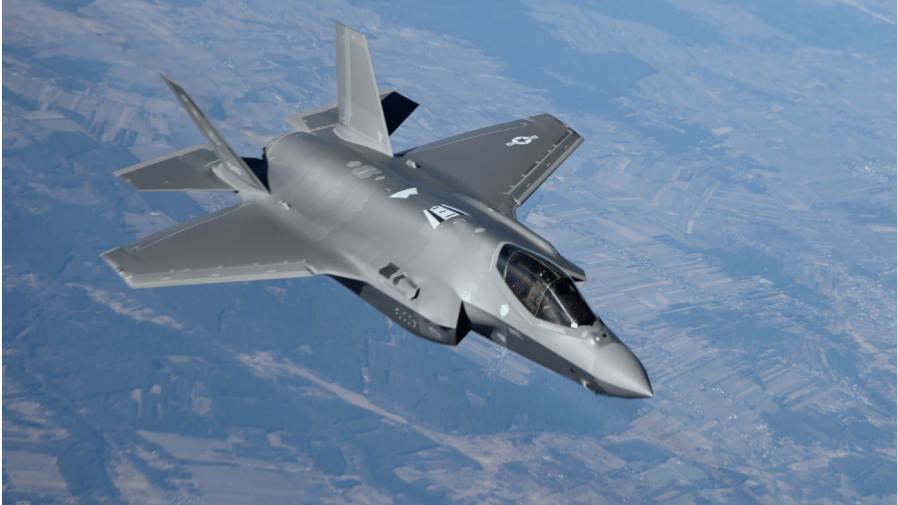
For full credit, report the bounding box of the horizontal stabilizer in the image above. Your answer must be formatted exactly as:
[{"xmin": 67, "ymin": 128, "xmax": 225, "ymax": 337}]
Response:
[
  {"xmin": 102, "ymin": 202, "xmax": 344, "ymax": 288},
  {"xmin": 285, "ymin": 89, "xmax": 417, "ymax": 136},
  {"xmin": 114, "ymin": 144, "xmax": 232, "ymax": 191},
  {"xmin": 380, "ymin": 90, "xmax": 418, "ymax": 135}
]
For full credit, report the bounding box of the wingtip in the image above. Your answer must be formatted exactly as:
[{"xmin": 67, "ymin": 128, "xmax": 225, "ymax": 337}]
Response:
[
  {"xmin": 159, "ymin": 73, "xmax": 182, "ymax": 95},
  {"xmin": 100, "ymin": 248, "xmax": 137, "ymax": 287}
]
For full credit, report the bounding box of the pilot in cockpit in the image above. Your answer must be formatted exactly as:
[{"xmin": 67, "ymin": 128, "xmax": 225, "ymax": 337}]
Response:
[{"xmin": 497, "ymin": 244, "xmax": 598, "ymax": 329}]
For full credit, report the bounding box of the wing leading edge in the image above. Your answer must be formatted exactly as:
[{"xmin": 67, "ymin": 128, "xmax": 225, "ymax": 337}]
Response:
[
  {"xmin": 402, "ymin": 113, "xmax": 583, "ymax": 217},
  {"xmin": 102, "ymin": 203, "xmax": 346, "ymax": 288}
]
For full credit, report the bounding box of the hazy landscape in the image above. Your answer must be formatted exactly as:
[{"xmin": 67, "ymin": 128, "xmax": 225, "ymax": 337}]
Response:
[{"xmin": 3, "ymin": 0, "xmax": 895, "ymax": 503}]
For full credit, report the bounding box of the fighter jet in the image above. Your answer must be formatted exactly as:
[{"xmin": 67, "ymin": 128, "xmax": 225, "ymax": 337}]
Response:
[{"xmin": 102, "ymin": 23, "xmax": 653, "ymax": 399}]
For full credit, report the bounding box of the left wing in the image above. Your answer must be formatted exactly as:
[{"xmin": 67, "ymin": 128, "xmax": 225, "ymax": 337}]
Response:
[
  {"xmin": 102, "ymin": 202, "xmax": 348, "ymax": 288},
  {"xmin": 401, "ymin": 113, "xmax": 583, "ymax": 217}
]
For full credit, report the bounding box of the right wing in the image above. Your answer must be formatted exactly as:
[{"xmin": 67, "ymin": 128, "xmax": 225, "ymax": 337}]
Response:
[
  {"xmin": 102, "ymin": 202, "xmax": 347, "ymax": 288},
  {"xmin": 402, "ymin": 113, "xmax": 583, "ymax": 217}
]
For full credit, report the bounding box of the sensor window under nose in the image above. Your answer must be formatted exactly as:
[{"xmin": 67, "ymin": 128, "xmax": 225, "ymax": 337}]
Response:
[{"xmin": 497, "ymin": 244, "xmax": 597, "ymax": 327}]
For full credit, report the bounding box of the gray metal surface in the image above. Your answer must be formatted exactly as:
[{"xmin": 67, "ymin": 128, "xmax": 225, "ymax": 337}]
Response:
[
  {"xmin": 162, "ymin": 74, "xmax": 267, "ymax": 194},
  {"xmin": 285, "ymin": 89, "xmax": 418, "ymax": 136},
  {"xmin": 102, "ymin": 22, "xmax": 653, "ymax": 399},
  {"xmin": 333, "ymin": 23, "xmax": 393, "ymax": 157},
  {"xmin": 102, "ymin": 202, "xmax": 349, "ymax": 288},
  {"xmin": 113, "ymin": 144, "xmax": 230, "ymax": 191},
  {"xmin": 404, "ymin": 114, "xmax": 584, "ymax": 216}
]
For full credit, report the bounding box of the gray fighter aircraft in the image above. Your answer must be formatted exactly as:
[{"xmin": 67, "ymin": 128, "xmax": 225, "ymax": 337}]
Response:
[{"xmin": 102, "ymin": 23, "xmax": 653, "ymax": 399}]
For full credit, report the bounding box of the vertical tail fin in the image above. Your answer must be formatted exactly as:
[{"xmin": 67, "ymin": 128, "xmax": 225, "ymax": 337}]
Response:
[
  {"xmin": 161, "ymin": 74, "xmax": 268, "ymax": 193},
  {"xmin": 333, "ymin": 23, "xmax": 394, "ymax": 157}
]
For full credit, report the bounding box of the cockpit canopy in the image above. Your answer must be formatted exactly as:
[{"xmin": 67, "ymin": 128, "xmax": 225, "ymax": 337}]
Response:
[{"xmin": 497, "ymin": 244, "xmax": 597, "ymax": 328}]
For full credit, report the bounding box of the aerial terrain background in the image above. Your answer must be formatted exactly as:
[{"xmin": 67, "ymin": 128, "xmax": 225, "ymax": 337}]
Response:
[{"xmin": 3, "ymin": 0, "xmax": 895, "ymax": 503}]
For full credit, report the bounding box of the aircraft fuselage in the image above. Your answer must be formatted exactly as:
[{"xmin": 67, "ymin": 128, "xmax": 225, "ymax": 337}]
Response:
[{"xmin": 259, "ymin": 131, "xmax": 653, "ymax": 398}]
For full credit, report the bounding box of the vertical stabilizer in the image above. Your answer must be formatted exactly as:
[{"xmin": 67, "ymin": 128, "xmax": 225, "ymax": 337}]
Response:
[
  {"xmin": 334, "ymin": 23, "xmax": 394, "ymax": 157},
  {"xmin": 161, "ymin": 75, "xmax": 268, "ymax": 194}
]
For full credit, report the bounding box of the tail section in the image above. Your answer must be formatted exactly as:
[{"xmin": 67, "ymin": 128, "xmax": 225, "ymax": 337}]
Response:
[
  {"xmin": 285, "ymin": 88, "xmax": 418, "ymax": 137},
  {"xmin": 114, "ymin": 144, "xmax": 232, "ymax": 191},
  {"xmin": 126, "ymin": 26, "xmax": 403, "ymax": 194},
  {"xmin": 333, "ymin": 23, "xmax": 394, "ymax": 157},
  {"xmin": 161, "ymin": 74, "xmax": 268, "ymax": 194},
  {"xmin": 379, "ymin": 89, "xmax": 419, "ymax": 135}
]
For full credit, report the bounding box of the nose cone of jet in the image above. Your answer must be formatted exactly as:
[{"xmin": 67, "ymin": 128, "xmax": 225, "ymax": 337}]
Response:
[{"xmin": 592, "ymin": 342, "xmax": 653, "ymax": 399}]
